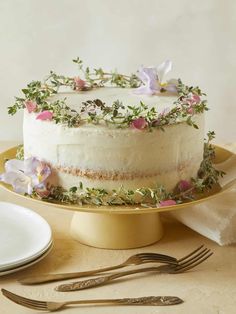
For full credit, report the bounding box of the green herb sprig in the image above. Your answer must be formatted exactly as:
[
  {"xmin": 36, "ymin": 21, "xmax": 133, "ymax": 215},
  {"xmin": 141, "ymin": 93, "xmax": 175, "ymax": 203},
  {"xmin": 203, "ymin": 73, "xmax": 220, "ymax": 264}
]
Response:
[
  {"xmin": 8, "ymin": 59, "xmax": 208, "ymax": 130},
  {"xmin": 73, "ymin": 57, "xmax": 141, "ymax": 88}
]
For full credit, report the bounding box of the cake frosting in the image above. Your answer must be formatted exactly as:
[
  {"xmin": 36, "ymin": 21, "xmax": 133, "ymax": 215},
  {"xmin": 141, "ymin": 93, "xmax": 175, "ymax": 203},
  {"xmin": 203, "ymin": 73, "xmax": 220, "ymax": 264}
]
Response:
[
  {"xmin": 23, "ymin": 87, "xmax": 205, "ymax": 193},
  {"xmin": 2, "ymin": 58, "xmax": 216, "ymax": 207}
]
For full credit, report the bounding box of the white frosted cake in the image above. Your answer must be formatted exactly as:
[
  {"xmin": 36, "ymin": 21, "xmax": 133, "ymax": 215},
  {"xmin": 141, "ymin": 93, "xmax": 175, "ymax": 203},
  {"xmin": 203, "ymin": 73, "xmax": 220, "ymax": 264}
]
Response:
[
  {"xmin": 2, "ymin": 58, "xmax": 217, "ymax": 207},
  {"xmin": 23, "ymin": 88, "xmax": 204, "ymax": 193}
]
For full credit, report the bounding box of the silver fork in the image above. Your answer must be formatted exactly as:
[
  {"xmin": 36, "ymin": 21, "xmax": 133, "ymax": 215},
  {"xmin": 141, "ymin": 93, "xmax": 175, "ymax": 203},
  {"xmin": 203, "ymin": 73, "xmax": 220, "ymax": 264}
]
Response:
[
  {"xmin": 1, "ymin": 289, "xmax": 183, "ymax": 311},
  {"xmin": 19, "ymin": 250, "xmax": 178, "ymax": 285},
  {"xmin": 56, "ymin": 246, "xmax": 213, "ymax": 292}
]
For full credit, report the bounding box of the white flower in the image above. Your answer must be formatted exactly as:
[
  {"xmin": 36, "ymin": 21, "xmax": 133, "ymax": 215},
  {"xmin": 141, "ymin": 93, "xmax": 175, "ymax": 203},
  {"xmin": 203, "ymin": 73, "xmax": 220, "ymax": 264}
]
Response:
[
  {"xmin": 0, "ymin": 157, "xmax": 51, "ymax": 195},
  {"xmin": 134, "ymin": 60, "xmax": 177, "ymax": 95}
]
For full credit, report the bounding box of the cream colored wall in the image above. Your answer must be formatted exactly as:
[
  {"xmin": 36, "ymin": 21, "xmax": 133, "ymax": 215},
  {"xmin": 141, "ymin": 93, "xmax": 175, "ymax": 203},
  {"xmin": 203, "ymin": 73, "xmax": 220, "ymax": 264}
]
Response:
[{"xmin": 0, "ymin": 0, "xmax": 235, "ymax": 142}]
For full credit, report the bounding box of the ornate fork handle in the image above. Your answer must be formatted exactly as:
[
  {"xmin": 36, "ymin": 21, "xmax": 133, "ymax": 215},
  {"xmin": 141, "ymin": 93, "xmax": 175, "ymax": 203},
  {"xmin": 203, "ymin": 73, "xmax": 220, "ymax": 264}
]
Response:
[
  {"xmin": 56, "ymin": 266, "xmax": 167, "ymax": 292},
  {"xmin": 114, "ymin": 296, "xmax": 182, "ymax": 306},
  {"xmin": 65, "ymin": 296, "xmax": 183, "ymax": 307}
]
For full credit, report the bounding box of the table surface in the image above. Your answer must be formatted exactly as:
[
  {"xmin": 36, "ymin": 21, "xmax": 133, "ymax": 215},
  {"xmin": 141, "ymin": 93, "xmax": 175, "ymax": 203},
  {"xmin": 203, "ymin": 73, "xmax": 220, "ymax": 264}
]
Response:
[{"xmin": 0, "ymin": 141, "xmax": 236, "ymax": 314}]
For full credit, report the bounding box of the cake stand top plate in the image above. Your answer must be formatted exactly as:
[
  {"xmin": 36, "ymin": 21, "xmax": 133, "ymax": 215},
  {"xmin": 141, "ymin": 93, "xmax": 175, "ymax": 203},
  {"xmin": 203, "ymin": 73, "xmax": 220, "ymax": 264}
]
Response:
[{"xmin": 0, "ymin": 146, "xmax": 235, "ymax": 215}]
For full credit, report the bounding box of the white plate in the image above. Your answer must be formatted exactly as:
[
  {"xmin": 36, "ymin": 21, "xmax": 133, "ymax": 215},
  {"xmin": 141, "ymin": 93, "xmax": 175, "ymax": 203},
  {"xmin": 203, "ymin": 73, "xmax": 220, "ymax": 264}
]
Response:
[
  {"xmin": 0, "ymin": 242, "xmax": 53, "ymax": 276},
  {"xmin": 0, "ymin": 202, "xmax": 52, "ymax": 271}
]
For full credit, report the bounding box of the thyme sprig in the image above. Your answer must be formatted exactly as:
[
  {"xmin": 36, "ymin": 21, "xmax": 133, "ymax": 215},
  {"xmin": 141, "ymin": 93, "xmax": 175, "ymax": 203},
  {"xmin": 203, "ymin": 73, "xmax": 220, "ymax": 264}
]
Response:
[
  {"xmin": 33, "ymin": 132, "xmax": 224, "ymax": 208},
  {"xmin": 16, "ymin": 145, "xmax": 24, "ymax": 160},
  {"xmin": 77, "ymin": 97, "xmax": 206, "ymax": 130},
  {"xmin": 72, "ymin": 57, "xmax": 141, "ymax": 88},
  {"xmin": 8, "ymin": 58, "xmax": 208, "ymax": 130},
  {"xmin": 176, "ymin": 79, "xmax": 206, "ymax": 97},
  {"xmin": 193, "ymin": 131, "xmax": 225, "ymax": 191}
]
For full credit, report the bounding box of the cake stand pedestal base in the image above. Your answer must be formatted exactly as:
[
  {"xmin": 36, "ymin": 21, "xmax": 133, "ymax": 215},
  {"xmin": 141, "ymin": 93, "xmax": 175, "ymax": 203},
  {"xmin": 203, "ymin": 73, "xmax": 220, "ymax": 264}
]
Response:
[{"xmin": 70, "ymin": 211, "xmax": 163, "ymax": 249}]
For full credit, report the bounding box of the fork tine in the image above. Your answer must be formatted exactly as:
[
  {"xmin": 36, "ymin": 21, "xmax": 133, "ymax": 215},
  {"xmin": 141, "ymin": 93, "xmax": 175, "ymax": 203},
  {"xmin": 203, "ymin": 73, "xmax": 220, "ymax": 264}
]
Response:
[
  {"xmin": 2, "ymin": 289, "xmax": 46, "ymax": 306},
  {"xmin": 2, "ymin": 295, "xmax": 45, "ymax": 311},
  {"xmin": 4, "ymin": 300, "xmax": 44, "ymax": 311},
  {"xmin": 177, "ymin": 245, "xmax": 205, "ymax": 262},
  {"xmin": 172, "ymin": 252, "xmax": 213, "ymax": 273},
  {"xmin": 1, "ymin": 289, "xmax": 47, "ymax": 310},
  {"xmin": 137, "ymin": 245, "xmax": 205, "ymax": 263},
  {"xmin": 2, "ymin": 298, "xmax": 46, "ymax": 311},
  {"xmin": 137, "ymin": 246, "xmax": 206, "ymax": 265},
  {"xmin": 178, "ymin": 247, "xmax": 209, "ymax": 266},
  {"xmin": 11, "ymin": 298, "xmax": 46, "ymax": 310},
  {"xmin": 174, "ymin": 250, "xmax": 212, "ymax": 271}
]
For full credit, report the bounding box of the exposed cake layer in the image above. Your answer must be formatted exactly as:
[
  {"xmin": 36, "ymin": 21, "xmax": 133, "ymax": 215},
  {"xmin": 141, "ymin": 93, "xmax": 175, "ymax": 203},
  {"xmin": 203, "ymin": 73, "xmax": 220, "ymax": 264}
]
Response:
[{"xmin": 48, "ymin": 158, "xmax": 201, "ymax": 192}]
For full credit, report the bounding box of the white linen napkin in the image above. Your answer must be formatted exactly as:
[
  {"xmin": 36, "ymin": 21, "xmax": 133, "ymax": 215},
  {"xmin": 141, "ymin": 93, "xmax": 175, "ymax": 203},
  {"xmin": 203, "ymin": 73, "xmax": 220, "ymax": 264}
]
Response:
[{"xmin": 165, "ymin": 153, "xmax": 236, "ymax": 246}]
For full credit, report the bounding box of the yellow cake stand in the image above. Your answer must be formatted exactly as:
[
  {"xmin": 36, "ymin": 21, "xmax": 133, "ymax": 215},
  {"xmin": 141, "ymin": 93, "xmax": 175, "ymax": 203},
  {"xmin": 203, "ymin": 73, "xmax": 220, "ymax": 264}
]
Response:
[{"xmin": 0, "ymin": 146, "xmax": 235, "ymax": 249}]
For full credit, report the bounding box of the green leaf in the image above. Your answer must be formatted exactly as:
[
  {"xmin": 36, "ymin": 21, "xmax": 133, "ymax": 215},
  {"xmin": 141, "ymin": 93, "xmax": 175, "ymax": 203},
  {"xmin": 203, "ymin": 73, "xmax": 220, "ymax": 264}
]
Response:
[{"xmin": 69, "ymin": 186, "xmax": 77, "ymax": 193}]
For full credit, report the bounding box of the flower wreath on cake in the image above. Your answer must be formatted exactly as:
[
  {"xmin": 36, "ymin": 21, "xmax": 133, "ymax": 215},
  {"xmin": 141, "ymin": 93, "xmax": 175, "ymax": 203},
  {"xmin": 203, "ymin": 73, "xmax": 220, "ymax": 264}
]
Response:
[{"xmin": 0, "ymin": 58, "xmax": 225, "ymax": 208}]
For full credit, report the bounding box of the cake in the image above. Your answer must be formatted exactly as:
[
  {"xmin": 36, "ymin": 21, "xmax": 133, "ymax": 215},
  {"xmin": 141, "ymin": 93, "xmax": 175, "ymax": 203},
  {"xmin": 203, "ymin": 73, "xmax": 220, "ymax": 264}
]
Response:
[
  {"xmin": 2, "ymin": 58, "xmax": 221, "ymax": 207},
  {"xmin": 23, "ymin": 88, "xmax": 204, "ymax": 194}
]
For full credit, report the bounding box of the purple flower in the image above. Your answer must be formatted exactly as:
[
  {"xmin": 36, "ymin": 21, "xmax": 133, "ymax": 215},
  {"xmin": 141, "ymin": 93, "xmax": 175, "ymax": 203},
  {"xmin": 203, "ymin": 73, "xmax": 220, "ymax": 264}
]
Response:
[
  {"xmin": 0, "ymin": 157, "xmax": 51, "ymax": 195},
  {"xmin": 159, "ymin": 199, "xmax": 177, "ymax": 207},
  {"xmin": 134, "ymin": 67, "xmax": 159, "ymax": 95},
  {"xmin": 134, "ymin": 60, "xmax": 177, "ymax": 95}
]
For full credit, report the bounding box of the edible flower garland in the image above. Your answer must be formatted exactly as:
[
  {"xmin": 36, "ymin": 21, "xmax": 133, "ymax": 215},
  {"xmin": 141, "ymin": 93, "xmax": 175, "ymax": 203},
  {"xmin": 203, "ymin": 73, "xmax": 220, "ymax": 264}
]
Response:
[{"xmin": 8, "ymin": 58, "xmax": 208, "ymax": 130}]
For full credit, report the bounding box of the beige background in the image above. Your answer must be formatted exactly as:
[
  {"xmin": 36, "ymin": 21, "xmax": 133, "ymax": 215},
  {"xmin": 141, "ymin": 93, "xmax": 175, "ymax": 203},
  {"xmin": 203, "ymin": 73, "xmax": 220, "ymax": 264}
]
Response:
[{"xmin": 0, "ymin": 0, "xmax": 235, "ymax": 142}]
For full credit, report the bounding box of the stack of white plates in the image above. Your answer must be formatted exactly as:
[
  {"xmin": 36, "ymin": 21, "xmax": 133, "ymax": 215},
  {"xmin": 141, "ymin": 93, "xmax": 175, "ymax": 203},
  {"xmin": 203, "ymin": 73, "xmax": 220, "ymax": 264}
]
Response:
[{"xmin": 0, "ymin": 202, "xmax": 53, "ymax": 276}]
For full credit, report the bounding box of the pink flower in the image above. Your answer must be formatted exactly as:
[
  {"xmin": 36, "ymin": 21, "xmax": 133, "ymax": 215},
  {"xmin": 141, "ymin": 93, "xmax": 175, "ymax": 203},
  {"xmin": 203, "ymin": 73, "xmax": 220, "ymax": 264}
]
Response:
[
  {"xmin": 131, "ymin": 117, "xmax": 148, "ymax": 130},
  {"xmin": 159, "ymin": 199, "xmax": 177, "ymax": 207},
  {"xmin": 192, "ymin": 94, "xmax": 201, "ymax": 103},
  {"xmin": 35, "ymin": 184, "xmax": 51, "ymax": 198},
  {"xmin": 74, "ymin": 77, "xmax": 86, "ymax": 91},
  {"xmin": 25, "ymin": 100, "xmax": 37, "ymax": 113},
  {"xmin": 184, "ymin": 94, "xmax": 201, "ymax": 106},
  {"xmin": 36, "ymin": 110, "xmax": 53, "ymax": 121},
  {"xmin": 187, "ymin": 107, "xmax": 194, "ymax": 114},
  {"xmin": 178, "ymin": 180, "xmax": 192, "ymax": 191}
]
